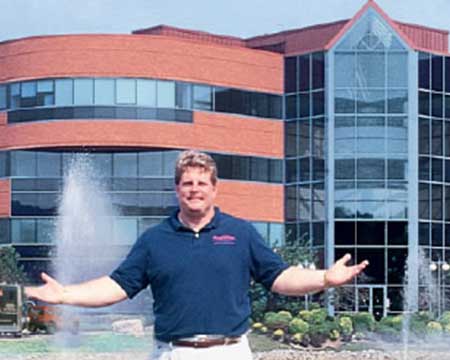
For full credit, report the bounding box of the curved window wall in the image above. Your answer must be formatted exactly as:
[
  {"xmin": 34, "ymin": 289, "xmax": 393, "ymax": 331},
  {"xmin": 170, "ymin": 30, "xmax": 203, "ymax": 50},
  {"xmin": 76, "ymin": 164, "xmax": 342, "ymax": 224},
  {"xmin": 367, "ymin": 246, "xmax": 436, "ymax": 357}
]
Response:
[
  {"xmin": 0, "ymin": 149, "xmax": 283, "ymax": 261},
  {"xmin": 0, "ymin": 78, "xmax": 282, "ymax": 123}
]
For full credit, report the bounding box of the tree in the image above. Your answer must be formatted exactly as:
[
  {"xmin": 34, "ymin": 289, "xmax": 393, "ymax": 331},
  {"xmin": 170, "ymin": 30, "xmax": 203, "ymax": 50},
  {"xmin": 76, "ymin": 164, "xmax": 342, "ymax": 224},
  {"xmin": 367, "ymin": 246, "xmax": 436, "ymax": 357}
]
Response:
[{"xmin": 0, "ymin": 246, "xmax": 28, "ymax": 284}]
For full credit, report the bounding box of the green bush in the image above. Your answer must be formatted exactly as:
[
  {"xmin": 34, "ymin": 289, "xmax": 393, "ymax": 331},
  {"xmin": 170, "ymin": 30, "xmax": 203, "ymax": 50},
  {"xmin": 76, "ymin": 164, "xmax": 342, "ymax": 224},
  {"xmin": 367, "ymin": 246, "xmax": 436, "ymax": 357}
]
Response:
[
  {"xmin": 351, "ymin": 312, "xmax": 375, "ymax": 332},
  {"xmin": 443, "ymin": 323, "xmax": 450, "ymax": 334},
  {"xmin": 308, "ymin": 320, "xmax": 337, "ymax": 347},
  {"xmin": 375, "ymin": 323, "xmax": 401, "ymax": 342},
  {"xmin": 263, "ymin": 311, "xmax": 293, "ymax": 330},
  {"xmin": 440, "ymin": 311, "xmax": 450, "ymax": 327},
  {"xmin": 288, "ymin": 317, "xmax": 309, "ymax": 334},
  {"xmin": 329, "ymin": 329, "xmax": 340, "ymax": 341},
  {"xmin": 426, "ymin": 321, "xmax": 443, "ymax": 335},
  {"xmin": 299, "ymin": 308, "xmax": 327, "ymax": 324},
  {"xmin": 250, "ymin": 283, "xmax": 269, "ymax": 322},
  {"xmin": 377, "ymin": 315, "xmax": 402, "ymax": 332},
  {"xmin": 408, "ymin": 312, "xmax": 431, "ymax": 335},
  {"xmin": 338, "ymin": 316, "xmax": 353, "ymax": 337}
]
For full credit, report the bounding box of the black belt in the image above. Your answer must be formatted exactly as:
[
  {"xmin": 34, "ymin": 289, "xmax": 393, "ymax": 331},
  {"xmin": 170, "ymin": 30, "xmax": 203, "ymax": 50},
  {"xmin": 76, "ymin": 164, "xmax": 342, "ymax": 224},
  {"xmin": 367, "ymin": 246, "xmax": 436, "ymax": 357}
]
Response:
[{"xmin": 171, "ymin": 335, "xmax": 241, "ymax": 348}]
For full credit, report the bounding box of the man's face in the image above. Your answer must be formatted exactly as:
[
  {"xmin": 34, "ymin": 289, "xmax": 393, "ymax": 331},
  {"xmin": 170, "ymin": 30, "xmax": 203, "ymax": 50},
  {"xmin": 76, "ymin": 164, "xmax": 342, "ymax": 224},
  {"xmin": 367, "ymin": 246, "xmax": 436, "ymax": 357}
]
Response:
[{"xmin": 176, "ymin": 167, "xmax": 217, "ymax": 217}]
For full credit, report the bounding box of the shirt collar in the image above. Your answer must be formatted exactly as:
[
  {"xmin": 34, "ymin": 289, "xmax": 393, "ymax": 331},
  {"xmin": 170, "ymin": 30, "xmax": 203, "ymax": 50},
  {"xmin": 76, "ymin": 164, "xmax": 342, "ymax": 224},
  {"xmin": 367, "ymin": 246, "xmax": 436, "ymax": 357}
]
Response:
[{"xmin": 169, "ymin": 207, "xmax": 221, "ymax": 231}]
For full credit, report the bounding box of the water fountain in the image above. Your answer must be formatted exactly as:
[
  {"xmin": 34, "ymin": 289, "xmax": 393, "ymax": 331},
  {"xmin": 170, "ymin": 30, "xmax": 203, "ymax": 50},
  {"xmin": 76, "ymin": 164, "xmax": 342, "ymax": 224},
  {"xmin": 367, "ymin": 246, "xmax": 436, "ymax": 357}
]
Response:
[
  {"xmin": 52, "ymin": 154, "xmax": 152, "ymax": 345},
  {"xmin": 401, "ymin": 248, "xmax": 450, "ymax": 359}
]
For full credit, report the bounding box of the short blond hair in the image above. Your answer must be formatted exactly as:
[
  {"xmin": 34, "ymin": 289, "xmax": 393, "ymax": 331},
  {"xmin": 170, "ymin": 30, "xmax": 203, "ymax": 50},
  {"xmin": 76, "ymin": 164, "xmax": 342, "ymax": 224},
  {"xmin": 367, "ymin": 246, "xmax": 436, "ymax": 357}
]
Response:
[{"xmin": 174, "ymin": 150, "xmax": 218, "ymax": 185}]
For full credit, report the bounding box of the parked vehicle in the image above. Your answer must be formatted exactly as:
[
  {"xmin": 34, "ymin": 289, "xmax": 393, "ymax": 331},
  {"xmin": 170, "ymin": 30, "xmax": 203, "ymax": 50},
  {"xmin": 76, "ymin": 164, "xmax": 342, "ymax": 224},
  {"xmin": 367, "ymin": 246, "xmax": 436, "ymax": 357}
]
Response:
[
  {"xmin": 0, "ymin": 284, "xmax": 80, "ymax": 336},
  {"xmin": 27, "ymin": 304, "xmax": 80, "ymax": 334},
  {"xmin": 0, "ymin": 284, "xmax": 26, "ymax": 337}
]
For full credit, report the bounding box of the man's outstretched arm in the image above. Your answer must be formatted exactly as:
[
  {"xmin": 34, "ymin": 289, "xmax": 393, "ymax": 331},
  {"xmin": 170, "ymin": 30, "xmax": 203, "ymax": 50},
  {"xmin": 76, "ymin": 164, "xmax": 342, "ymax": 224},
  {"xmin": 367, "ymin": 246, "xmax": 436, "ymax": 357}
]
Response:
[
  {"xmin": 24, "ymin": 272, "xmax": 128, "ymax": 307},
  {"xmin": 271, "ymin": 254, "xmax": 368, "ymax": 296}
]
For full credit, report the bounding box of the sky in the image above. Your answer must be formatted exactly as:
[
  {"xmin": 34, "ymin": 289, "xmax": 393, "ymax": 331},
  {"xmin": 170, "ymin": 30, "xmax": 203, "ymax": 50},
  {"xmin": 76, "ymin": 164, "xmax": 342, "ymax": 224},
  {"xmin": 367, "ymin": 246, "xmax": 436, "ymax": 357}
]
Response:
[{"xmin": 1, "ymin": 0, "xmax": 449, "ymax": 43}]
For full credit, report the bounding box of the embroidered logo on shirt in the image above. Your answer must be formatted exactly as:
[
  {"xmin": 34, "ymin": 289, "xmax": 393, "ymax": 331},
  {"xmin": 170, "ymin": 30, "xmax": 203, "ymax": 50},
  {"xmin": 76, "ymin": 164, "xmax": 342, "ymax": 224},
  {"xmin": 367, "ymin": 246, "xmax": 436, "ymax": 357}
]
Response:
[{"xmin": 212, "ymin": 234, "xmax": 236, "ymax": 245}]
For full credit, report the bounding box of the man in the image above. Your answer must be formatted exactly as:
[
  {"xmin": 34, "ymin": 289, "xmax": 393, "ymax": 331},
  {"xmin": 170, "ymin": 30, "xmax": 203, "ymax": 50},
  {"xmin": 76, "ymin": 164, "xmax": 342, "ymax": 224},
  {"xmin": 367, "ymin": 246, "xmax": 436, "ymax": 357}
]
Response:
[{"xmin": 25, "ymin": 150, "xmax": 368, "ymax": 360}]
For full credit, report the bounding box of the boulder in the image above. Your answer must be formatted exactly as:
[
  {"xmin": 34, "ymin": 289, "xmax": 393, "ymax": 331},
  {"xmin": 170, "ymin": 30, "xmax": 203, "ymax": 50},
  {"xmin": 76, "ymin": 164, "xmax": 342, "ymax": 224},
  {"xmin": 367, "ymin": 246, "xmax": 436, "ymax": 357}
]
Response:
[{"xmin": 111, "ymin": 319, "xmax": 144, "ymax": 337}]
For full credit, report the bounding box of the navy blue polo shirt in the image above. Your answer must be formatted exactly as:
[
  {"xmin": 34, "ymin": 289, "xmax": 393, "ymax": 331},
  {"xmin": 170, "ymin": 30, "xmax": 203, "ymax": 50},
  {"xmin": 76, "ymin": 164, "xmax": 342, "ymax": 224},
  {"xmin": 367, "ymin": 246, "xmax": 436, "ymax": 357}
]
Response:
[{"xmin": 110, "ymin": 208, "xmax": 289, "ymax": 342}]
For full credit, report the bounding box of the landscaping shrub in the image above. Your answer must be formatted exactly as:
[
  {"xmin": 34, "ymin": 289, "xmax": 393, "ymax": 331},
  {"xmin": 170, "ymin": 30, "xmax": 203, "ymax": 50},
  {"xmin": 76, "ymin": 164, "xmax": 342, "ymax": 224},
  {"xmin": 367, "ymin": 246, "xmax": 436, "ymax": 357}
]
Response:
[
  {"xmin": 299, "ymin": 308, "xmax": 327, "ymax": 324},
  {"xmin": 263, "ymin": 311, "xmax": 293, "ymax": 330},
  {"xmin": 408, "ymin": 312, "xmax": 431, "ymax": 335},
  {"xmin": 426, "ymin": 321, "xmax": 443, "ymax": 335},
  {"xmin": 377, "ymin": 315, "xmax": 402, "ymax": 332},
  {"xmin": 307, "ymin": 321, "xmax": 337, "ymax": 347},
  {"xmin": 338, "ymin": 316, "xmax": 353, "ymax": 341},
  {"xmin": 288, "ymin": 317, "xmax": 309, "ymax": 334},
  {"xmin": 439, "ymin": 311, "xmax": 450, "ymax": 327},
  {"xmin": 351, "ymin": 312, "xmax": 375, "ymax": 332}
]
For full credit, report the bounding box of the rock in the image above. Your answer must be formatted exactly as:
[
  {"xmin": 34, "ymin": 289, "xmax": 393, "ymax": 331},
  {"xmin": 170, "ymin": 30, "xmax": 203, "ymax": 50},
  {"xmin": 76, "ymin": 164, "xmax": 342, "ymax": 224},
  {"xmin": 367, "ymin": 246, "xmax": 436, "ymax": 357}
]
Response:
[{"xmin": 111, "ymin": 319, "xmax": 144, "ymax": 337}]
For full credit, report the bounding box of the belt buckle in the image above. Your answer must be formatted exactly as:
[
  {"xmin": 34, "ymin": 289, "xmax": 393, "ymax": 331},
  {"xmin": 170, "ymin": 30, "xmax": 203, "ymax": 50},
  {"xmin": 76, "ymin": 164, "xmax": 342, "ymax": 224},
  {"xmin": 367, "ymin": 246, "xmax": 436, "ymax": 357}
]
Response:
[{"xmin": 174, "ymin": 334, "xmax": 240, "ymax": 348}]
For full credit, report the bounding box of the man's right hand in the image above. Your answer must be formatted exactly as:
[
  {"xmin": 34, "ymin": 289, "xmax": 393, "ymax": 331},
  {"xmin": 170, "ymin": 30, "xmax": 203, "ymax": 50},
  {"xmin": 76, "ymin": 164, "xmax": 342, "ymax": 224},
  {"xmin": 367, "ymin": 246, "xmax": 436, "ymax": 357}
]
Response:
[
  {"xmin": 24, "ymin": 274, "xmax": 128, "ymax": 307},
  {"xmin": 25, "ymin": 272, "xmax": 65, "ymax": 304}
]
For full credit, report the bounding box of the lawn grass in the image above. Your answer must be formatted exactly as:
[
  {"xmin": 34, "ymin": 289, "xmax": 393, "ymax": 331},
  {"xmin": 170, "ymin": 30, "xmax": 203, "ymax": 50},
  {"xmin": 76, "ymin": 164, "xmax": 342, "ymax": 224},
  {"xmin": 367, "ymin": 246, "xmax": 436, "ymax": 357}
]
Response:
[{"xmin": 0, "ymin": 333, "xmax": 152, "ymax": 354}]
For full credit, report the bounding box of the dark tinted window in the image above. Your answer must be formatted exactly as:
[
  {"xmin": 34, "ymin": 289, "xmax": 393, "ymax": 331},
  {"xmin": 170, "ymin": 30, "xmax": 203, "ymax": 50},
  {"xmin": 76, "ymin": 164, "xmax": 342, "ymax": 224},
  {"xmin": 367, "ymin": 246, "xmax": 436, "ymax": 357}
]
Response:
[
  {"xmin": 357, "ymin": 221, "xmax": 385, "ymax": 245},
  {"xmin": 0, "ymin": 219, "xmax": 9, "ymax": 244},
  {"xmin": 285, "ymin": 57, "xmax": 297, "ymax": 93},
  {"xmin": 0, "ymin": 152, "xmax": 8, "ymax": 177},
  {"xmin": 298, "ymin": 55, "xmax": 310, "ymax": 91},
  {"xmin": 446, "ymin": 57, "xmax": 450, "ymax": 93},
  {"xmin": 431, "ymin": 55, "xmax": 443, "ymax": 91},
  {"xmin": 335, "ymin": 221, "xmax": 355, "ymax": 245},
  {"xmin": 312, "ymin": 53, "xmax": 324, "ymax": 89},
  {"xmin": 388, "ymin": 222, "xmax": 407, "ymax": 245},
  {"xmin": 418, "ymin": 52, "xmax": 430, "ymax": 89}
]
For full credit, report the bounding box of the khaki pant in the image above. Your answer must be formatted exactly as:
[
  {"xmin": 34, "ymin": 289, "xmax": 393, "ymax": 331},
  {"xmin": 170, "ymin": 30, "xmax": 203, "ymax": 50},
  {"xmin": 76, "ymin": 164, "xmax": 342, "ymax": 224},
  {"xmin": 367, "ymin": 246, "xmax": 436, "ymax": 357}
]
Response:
[{"xmin": 150, "ymin": 335, "xmax": 252, "ymax": 360}]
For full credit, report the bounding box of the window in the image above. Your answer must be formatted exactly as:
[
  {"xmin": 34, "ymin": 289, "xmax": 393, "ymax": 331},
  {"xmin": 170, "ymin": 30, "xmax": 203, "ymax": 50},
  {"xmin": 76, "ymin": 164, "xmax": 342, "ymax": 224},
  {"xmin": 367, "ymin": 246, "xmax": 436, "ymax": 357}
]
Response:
[
  {"xmin": 21, "ymin": 81, "xmax": 37, "ymax": 107},
  {"xmin": 117, "ymin": 79, "xmax": 136, "ymax": 104},
  {"xmin": 193, "ymin": 85, "xmax": 212, "ymax": 110},
  {"xmin": 113, "ymin": 153, "xmax": 138, "ymax": 177},
  {"xmin": 0, "ymin": 152, "xmax": 8, "ymax": 177},
  {"xmin": 94, "ymin": 79, "xmax": 115, "ymax": 105},
  {"xmin": 388, "ymin": 53, "xmax": 408, "ymax": 87},
  {"xmin": 36, "ymin": 80, "xmax": 54, "ymax": 106},
  {"xmin": 55, "ymin": 79, "xmax": 73, "ymax": 105},
  {"xmin": 0, "ymin": 85, "xmax": 6, "ymax": 109},
  {"xmin": 37, "ymin": 152, "xmax": 61, "ymax": 177},
  {"xmin": 335, "ymin": 53, "xmax": 355, "ymax": 88},
  {"xmin": 356, "ymin": 53, "xmax": 385, "ymax": 88},
  {"xmin": 157, "ymin": 81, "xmax": 175, "ymax": 108},
  {"xmin": 431, "ymin": 55, "xmax": 443, "ymax": 92},
  {"xmin": 11, "ymin": 151, "xmax": 36, "ymax": 177},
  {"xmin": 138, "ymin": 152, "xmax": 163, "ymax": 177},
  {"xmin": 74, "ymin": 79, "xmax": 94, "ymax": 105},
  {"xmin": 312, "ymin": 53, "xmax": 324, "ymax": 89},
  {"xmin": 137, "ymin": 79, "xmax": 156, "ymax": 106},
  {"xmin": 418, "ymin": 52, "xmax": 430, "ymax": 89},
  {"xmin": 175, "ymin": 82, "xmax": 192, "ymax": 109},
  {"xmin": 284, "ymin": 57, "xmax": 297, "ymax": 93},
  {"xmin": 298, "ymin": 55, "xmax": 310, "ymax": 91},
  {"xmin": 10, "ymin": 83, "xmax": 21, "ymax": 109},
  {"xmin": 12, "ymin": 219, "xmax": 36, "ymax": 243}
]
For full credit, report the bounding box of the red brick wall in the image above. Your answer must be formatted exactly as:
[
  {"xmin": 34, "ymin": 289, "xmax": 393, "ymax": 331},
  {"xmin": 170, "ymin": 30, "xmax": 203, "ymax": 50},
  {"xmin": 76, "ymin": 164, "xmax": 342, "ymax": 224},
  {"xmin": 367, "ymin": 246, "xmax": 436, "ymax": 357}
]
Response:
[
  {"xmin": 216, "ymin": 181, "xmax": 284, "ymax": 222},
  {"xmin": 0, "ymin": 35, "xmax": 283, "ymax": 93},
  {"xmin": 0, "ymin": 179, "xmax": 10, "ymax": 217},
  {"xmin": 0, "ymin": 113, "xmax": 283, "ymax": 158}
]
